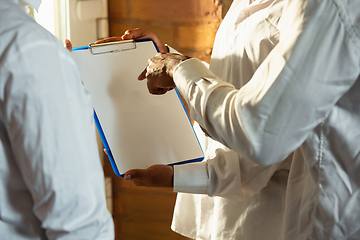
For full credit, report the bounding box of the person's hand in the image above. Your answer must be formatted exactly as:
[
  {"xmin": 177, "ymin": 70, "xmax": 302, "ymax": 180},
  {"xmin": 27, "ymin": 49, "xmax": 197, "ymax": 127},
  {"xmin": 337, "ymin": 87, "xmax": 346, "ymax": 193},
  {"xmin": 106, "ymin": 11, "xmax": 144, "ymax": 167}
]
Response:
[
  {"xmin": 138, "ymin": 53, "xmax": 190, "ymax": 95},
  {"xmin": 96, "ymin": 28, "xmax": 169, "ymax": 53},
  {"xmin": 124, "ymin": 164, "xmax": 174, "ymax": 188},
  {"xmin": 64, "ymin": 39, "xmax": 72, "ymax": 52},
  {"xmin": 103, "ymin": 149, "xmax": 174, "ymax": 188}
]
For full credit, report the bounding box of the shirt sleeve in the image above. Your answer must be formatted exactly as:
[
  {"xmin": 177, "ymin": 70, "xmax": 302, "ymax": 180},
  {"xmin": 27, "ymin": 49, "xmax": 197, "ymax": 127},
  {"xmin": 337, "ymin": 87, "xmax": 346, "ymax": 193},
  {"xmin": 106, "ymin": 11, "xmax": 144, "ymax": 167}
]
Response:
[
  {"xmin": 173, "ymin": 0, "xmax": 360, "ymax": 166},
  {"xmin": 3, "ymin": 39, "xmax": 114, "ymax": 239},
  {"xmin": 174, "ymin": 122, "xmax": 291, "ymax": 199}
]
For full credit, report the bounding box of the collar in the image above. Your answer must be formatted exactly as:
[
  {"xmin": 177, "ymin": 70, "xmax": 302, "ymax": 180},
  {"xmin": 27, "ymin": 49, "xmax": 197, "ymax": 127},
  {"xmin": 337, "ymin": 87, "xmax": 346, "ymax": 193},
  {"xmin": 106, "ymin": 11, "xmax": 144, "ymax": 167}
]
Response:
[{"xmin": 19, "ymin": 0, "xmax": 42, "ymax": 11}]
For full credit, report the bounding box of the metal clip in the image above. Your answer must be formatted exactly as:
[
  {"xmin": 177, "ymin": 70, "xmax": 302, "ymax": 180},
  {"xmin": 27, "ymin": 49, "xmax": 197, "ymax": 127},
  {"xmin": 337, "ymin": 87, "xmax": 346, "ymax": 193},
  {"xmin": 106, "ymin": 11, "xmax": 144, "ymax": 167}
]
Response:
[{"xmin": 89, "ymin": 39, "xmax": 137, "ymax": 55}]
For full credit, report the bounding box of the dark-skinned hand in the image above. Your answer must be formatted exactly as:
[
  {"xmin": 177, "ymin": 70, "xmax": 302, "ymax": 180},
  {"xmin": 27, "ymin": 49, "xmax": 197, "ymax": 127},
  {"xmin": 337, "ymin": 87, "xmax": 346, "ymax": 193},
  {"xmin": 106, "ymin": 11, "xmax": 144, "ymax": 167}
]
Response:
[
  {"xmin": 138, "ymin": 52, "xmax": 190, "ymax": 95},
  {"xmin": 103, "ymin": 150, "xmax": 174, "ymax": 188},
  {"xmin": 124, "ymin": 164, "xmax": 174, "ymax": 188}
]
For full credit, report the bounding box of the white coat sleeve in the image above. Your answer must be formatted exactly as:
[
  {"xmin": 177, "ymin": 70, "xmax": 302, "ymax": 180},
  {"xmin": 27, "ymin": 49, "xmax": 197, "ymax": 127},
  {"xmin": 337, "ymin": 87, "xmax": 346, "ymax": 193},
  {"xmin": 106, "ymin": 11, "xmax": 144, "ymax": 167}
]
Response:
[
  {"xmin": 173, "ymin": 0, "xmax": 360, "ymax": 166},
  {"xmin": 169, "ymin": 47, "xmax": 289, "ymax": 198},
  {"xmin": 3, "ymin": 40, "xmax": 114, "ymax": 239},
  {"xmin": 174, "ymin": 121, "xmax": 291, "ymax": 198}
]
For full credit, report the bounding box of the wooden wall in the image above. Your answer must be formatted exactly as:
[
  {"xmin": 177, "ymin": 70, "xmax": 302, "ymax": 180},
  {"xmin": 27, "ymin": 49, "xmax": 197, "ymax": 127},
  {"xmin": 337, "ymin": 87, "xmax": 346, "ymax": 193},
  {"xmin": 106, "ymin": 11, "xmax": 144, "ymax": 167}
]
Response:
[{"xmin": 107, "ymin": 0, "xmax": 233, "ymax": 63}]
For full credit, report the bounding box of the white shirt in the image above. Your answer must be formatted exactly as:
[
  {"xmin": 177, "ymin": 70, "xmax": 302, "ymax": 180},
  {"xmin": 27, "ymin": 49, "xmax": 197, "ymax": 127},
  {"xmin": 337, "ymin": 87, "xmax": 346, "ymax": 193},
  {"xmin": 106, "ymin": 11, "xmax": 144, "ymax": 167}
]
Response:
[
  {"xmin": 0, "ymin": 0, "xmax": 114, "ymax": 239},
  {"xmin": 173, "ymin": 0, "xmax": 360, "ymax": 239},
  {"xmin": 172, "ymin": 0, "xmax": 290, "ymax": 239}
]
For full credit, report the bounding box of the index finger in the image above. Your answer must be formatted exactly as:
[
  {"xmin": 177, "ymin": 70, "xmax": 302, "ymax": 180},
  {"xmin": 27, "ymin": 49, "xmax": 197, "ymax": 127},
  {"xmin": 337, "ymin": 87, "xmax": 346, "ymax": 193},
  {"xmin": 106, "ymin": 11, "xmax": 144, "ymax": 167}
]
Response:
[{"xmin": 138, "ymin": 67, "xmax": 147, "ymax": 80}]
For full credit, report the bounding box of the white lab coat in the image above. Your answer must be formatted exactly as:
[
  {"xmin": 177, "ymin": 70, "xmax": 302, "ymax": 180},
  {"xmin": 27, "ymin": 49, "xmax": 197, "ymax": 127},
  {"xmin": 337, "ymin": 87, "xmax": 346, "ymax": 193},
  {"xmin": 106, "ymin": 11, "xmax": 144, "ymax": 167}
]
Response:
[
  {"xmin": 172, "ymin": 0, "xmax": 290, "ymax": 239},
  {"xmin": 0, "ymin": 0, "xmax": 114, "ymax": 239},
  {"xmin": 173, "ymin": 0, "xmax": 360, "ymax": 239}
]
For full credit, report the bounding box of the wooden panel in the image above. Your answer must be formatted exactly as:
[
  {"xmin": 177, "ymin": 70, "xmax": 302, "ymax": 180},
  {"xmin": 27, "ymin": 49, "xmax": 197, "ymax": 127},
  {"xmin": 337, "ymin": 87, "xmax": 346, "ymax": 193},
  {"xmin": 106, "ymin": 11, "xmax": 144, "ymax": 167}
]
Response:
[
  {"xmin": 130, "ymin": 0, "xmax": 222, "ymax": 22},
  {"xmin": 114, "ymin": 179, "xmax": 190, "ymax": 240},
  {"xmin": 107, "ymin": 0, "xmax": 224, "ymax": 63}
]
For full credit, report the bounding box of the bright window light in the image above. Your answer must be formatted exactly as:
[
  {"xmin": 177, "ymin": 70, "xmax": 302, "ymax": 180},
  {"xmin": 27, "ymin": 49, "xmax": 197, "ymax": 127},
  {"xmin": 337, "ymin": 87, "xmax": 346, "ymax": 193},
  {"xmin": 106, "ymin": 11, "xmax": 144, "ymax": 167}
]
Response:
[{"xmin": 34, "ymin": 0, "xmax": 56, "ymax": 36}]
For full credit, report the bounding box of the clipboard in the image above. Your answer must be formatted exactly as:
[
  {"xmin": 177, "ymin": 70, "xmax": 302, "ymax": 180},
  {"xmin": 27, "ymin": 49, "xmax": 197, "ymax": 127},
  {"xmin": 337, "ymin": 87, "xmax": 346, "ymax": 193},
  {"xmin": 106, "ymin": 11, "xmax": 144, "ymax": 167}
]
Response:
[{"xmin": 71, "ymin": 39, "xmax": 204, "ymax": 177}]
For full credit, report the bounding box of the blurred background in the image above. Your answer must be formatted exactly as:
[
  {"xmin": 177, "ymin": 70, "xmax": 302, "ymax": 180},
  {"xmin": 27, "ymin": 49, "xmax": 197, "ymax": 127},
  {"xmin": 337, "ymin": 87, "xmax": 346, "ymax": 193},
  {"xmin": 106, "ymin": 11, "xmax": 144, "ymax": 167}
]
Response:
[{"xmin": 31, "ymin": 0, "xmax": 233, "ymax": 239}]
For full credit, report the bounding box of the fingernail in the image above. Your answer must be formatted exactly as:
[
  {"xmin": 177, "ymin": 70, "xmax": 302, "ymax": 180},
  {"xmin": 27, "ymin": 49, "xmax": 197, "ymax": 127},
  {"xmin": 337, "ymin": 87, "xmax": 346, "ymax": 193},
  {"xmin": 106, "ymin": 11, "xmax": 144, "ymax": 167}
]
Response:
[{"xmin": 125, "ymin": 175, "xmax": 131, "ymax": 180}]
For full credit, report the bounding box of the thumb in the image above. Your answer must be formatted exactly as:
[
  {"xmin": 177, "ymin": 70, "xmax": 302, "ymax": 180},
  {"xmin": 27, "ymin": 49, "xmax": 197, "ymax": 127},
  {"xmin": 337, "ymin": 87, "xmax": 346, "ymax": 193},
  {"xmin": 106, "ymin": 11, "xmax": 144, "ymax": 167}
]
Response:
[
  {"xmin": 121, "ymin": 28, "xmax": 144, "ymax": 40},
  {"xmin": 124, "ymin": 169, "xmax": 150, "ymax": 186},
  {"xmin": 95, "ymin": 36, "xmax": 122, "ymax": 44},
  {"xmin": 121, "ymin": 31, "xmax": 133, "ymax": 40},
  {"xmin": 124, "ymin": 169, "xmax": 138, "ymax": 180}
]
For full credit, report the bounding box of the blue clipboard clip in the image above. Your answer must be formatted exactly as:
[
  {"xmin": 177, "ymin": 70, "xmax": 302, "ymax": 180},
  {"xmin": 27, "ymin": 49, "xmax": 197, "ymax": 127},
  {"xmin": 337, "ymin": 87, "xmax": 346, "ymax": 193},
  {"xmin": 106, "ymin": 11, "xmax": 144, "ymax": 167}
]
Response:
[{"xmin": 88, "ymin": 39, "xmax": 137, "ymax": 55}]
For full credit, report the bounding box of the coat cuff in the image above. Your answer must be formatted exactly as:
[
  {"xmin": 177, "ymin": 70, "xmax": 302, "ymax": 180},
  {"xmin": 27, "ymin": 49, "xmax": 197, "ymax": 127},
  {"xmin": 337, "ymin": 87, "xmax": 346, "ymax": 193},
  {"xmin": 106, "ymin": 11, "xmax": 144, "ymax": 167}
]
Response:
[
  {"xmin": 173, "ymin": 162, "xmax": 208, "ymax": 194},
  {"xmin": 166, "ymin": 44, "xmax": 181, "ymax": 54}
]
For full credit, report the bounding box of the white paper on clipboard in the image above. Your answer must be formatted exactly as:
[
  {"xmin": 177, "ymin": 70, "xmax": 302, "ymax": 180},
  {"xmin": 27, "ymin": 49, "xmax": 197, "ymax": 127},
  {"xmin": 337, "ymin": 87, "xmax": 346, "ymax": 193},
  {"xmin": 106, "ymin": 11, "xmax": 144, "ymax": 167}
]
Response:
[{"xmin": 71, "ymin": 39, "xmax": 204, "ymax": 177}]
